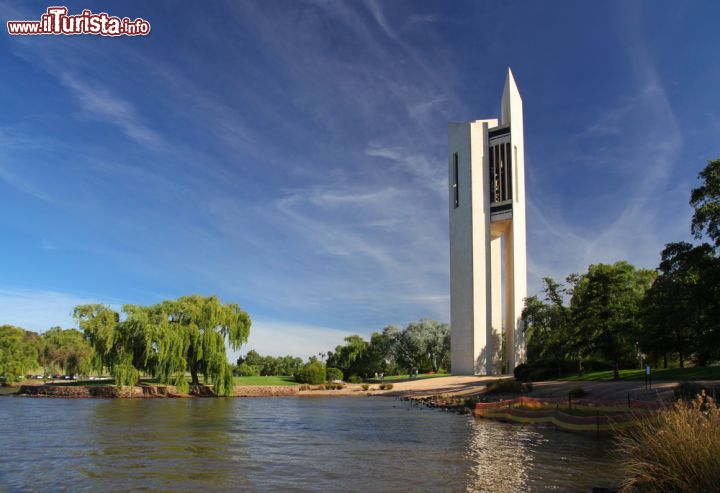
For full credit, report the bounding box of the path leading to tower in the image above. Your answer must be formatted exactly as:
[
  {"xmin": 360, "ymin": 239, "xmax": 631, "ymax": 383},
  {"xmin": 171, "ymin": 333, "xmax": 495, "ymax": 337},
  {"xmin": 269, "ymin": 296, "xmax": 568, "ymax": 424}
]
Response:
[{"xmin": 385, "ymin": 375, "xmax": 681, "ymax": 402}]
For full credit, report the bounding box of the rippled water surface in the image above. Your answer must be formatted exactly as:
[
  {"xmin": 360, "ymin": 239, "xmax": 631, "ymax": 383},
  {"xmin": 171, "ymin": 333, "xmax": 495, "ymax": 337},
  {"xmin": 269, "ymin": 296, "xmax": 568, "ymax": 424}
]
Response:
[{"xmin": 0, "ymin": 397, "xmax": 619, "ymax": 492}]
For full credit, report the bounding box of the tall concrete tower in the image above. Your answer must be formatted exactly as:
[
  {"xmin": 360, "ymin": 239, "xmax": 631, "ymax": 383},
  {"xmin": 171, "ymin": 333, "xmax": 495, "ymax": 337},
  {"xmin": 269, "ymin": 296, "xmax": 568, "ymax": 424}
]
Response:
[{"xmin": 449, "ymin": 68, "xmax": 527, "ymax": 375}]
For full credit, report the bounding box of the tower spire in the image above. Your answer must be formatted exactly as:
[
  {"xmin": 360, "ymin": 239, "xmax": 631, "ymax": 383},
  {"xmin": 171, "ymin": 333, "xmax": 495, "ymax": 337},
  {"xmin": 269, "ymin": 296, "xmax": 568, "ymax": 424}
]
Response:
[{"xmin": 501, "ymin": 67, "xmax": 522, "ymax": 126}]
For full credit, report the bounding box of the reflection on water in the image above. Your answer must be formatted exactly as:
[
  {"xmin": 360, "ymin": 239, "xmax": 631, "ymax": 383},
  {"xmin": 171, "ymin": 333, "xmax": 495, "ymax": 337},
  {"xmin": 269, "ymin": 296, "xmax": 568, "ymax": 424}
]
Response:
[
  {"xmin": 0, "ymin": 397, "xmax": 619, "ymax": 492},
  {"xmin": 464, "ymin": 414, "xmax": 616, "ymax": 492}
]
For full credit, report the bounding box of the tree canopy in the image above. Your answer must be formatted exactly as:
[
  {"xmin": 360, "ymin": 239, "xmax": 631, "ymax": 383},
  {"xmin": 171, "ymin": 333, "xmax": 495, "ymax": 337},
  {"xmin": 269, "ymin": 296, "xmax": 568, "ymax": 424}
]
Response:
[
  {"xmin": 74, "ymin": 295, "xmax": 251, "ymax": 395},
  {"xmin": 521, "ymin": 277, "xmax": 573, "ymax": 376},
  {"xmin": 690, "ymin": 157, "xmax": 720, "ymax": 247},
  {"xmin": 237, "ymin": 350, "xmax": 303, "ymax": 376},
  {"xmin": 0, "ymin": 325, "xmax": 40, "ymax": 382},
  {"xmin": 326, "ymin": 319, "xmax": 449, "ymax": 378},
  {"xmin": 640, "ymin": 242, "xmax": 716, "ymax": 367},
  {"xmin": 40, "ymin": 327, "xmax": 94, "ymax": 376},
  {"xmin": 570, "ymin": 261, "xmax": 655, "ymax": 379}
]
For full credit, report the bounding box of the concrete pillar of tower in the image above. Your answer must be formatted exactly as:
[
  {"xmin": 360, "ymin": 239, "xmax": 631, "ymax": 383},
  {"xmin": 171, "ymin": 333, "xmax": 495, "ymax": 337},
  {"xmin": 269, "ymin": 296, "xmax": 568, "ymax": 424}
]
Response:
[
  {"xmin": 503, "ymin": 226, "xmax": 515, "ymax": 372},
  {"xmin": 490, "ymin": 235, "xmax": 502, "ymax": 374}
]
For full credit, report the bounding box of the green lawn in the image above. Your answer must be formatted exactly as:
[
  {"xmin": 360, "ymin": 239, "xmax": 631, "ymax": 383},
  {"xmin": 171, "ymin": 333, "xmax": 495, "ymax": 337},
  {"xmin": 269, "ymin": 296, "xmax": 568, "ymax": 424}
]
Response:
[
  {"xmin": 233, "ymin": 375, "xmax": 298, "ymax": 386},
  {"xmin": 367, "ymin": 372, "xmax": 449, "ymax": 383},
  {"xmin": 557, "ymin": 367, "xmax": 720, "ymax": 382}
]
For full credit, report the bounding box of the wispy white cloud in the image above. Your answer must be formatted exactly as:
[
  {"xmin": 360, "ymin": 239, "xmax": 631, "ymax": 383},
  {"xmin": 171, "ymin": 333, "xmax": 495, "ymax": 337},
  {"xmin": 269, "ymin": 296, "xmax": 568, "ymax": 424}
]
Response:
[
  {"xmin": 365, "ymin": 143, "xmax": 446, "ymax": 195},
  {"xmin": 406, "ymin": 14, "xmax": 439, "ymax": 26},
  {"xmin": 526, "ymin": 68, "xmax": 686, "ymax": 293},
  {"xmin": 0, "ymin": 288, "xmax": 118, "ymax": 333},
  {"xmin": 366, "ymin": 0, "xmax": 400, "ymax": 42},
  {"xmin": 58, "ymin": 73, "xmax": 162, "ymax": 147},
  {"xmin": 0, "ymin": 165, "xmax": 55, "ymax": 203}
]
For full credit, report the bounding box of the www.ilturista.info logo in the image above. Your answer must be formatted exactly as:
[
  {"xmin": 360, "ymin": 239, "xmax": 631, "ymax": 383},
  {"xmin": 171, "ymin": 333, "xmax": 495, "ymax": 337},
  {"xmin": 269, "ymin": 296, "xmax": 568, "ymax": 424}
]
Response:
[{"xmin": 7, "ymin": 6, "xmax": 151, "ymax": 36}]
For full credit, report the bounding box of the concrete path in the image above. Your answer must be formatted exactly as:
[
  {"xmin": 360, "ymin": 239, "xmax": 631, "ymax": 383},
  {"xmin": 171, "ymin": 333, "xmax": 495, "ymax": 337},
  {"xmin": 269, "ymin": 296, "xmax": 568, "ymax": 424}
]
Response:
[{"xmin": 383, "ymin": 375, "xmax": 680, "ymax": 401}]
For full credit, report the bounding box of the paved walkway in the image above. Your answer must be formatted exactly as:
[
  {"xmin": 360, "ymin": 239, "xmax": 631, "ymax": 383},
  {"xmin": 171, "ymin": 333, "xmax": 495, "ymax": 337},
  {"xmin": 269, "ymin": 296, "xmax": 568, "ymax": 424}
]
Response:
[{"xmin": 383, "ymin": 375, "xmax": 680, "ymax": 401}]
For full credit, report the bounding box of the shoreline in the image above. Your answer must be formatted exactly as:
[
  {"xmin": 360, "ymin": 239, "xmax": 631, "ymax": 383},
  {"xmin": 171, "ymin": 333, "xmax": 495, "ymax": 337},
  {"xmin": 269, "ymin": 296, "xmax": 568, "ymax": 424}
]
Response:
[
  {"xmin": 4, "ymin": 375, "xmax": 692, "ymax": 402},
  {"xmin": 8, "ymin": 382, "xmax": 396, "ymax": 399}
]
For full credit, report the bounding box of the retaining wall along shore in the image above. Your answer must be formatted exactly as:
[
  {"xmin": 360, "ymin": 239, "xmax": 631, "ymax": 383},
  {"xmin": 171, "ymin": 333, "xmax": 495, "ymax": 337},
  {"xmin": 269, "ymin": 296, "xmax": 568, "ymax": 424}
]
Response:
[{"xmin": 16, "ymin": 384, "xmax": 301, "ymax": 398}]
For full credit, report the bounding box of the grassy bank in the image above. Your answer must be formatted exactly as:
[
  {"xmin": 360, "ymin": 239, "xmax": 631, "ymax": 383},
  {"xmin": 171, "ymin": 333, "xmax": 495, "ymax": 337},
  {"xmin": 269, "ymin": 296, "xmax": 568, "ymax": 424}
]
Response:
[
  {"xmin": 233, "ymin": 376, "xmax": 298, "ymax": 386},
  {"xmin": 556, "ymin": 367, "xmax": 720, "ymax": 381}
]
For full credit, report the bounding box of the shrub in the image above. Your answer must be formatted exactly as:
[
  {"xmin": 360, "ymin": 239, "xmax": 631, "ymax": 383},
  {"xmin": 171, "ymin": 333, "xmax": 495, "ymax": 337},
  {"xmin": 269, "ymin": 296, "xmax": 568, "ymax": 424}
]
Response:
[
  {"xmin": 298, "ymin": 384, "xmax": 311, "ymax": 391},
  {"xmin": 513, "ymin": 362, "xmax": 559, "ymax": 381},
  {"xmin": 675, "ymin": 381, "xmax": 720, "ymax": 401},
  {"xmin": 526, "ymin": 367, "xmax": 557, "ymax": 382},
  {"xmin": 324, "ymin": 383, "xmax": 344, "ymax": 390},
  {"xmin": 294, "ymin": 361, "xmax": 326, "ymax": 384},
  {"xmin": 581, "ymin": 359, "xmax": 613, "ymax": 372},
  {"xmin": 568, "ymin": 387, "xmax": 587, "ymax": 398},
  {"xmin": 514, "ymin": 363, "xmax": 531, "ymax": 381},
  {"xmin": 485, "ymin": 379, "xmax": 532, "ymax": 394},
  {"xmin": 326, "ymin": 367, "xmax": 343, "ymax": 382},
  {"xmin": 379, "ymin": 383, "xmax": 394, "ymax": 390},
  {"xmin": 235, "ymin": 363, "xmax": 261, "ymax": 377},
  {"xmin": 615, "ymin": 392, "xmax": 720, "ymax": 492},
  {"xmin": 361, "ymin": 384, "xmax": 370, "ymax": 391},
  {"xmin": 347, "ymin": 375, "xmax": 362, "ymax": 384}
]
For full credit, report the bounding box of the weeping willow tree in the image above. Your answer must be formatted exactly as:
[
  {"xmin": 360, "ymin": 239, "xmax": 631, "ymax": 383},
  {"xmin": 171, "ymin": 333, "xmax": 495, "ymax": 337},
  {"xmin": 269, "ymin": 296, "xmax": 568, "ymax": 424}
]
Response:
[
  {"xmin": 73, "ymin": 304, "xmax": 124, "ymax": 382},
  {"xmin": 74, "ymin": 296, "xmax": 251, "ymax": 396},
  {"xmin": 73, "ymin": 304, "xmax": 148, "ymax": 387}
]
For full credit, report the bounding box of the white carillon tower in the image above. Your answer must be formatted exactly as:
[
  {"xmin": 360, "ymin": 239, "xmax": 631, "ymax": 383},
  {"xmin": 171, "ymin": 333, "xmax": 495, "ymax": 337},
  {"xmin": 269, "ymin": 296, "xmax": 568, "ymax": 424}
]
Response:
[{"xmin": 449, "ymin": 68, "xmax": 527, "ymax": 375}]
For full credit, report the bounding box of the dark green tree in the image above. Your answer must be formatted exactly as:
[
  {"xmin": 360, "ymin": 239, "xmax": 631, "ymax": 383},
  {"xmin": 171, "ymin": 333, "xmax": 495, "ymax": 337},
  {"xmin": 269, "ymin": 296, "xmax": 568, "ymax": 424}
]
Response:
[
  {"xmin": 690, "ymin": 158, "xmax": 720, "ymax": 247},
  {"xmin": 294, "ymin": 360, "xmax": 326, "ymax": 384},
  {"xmin": 236, "ymin": 351, "xmax": 304, "ymax": 376},
  {"xmin": 571, "ymin": 261, "xmax": 655, "ymax": 379},
  {"xmin": 238, "ymin": 349, "xmax": 263, "ymax": 369},
  {"xmin": 40, "ymin": 327, "xmax": 94, "ymax": 376},
  {"xmin": 0, "ymin": 325, "xmax": 40, "ymax": 382},
  {"xmin": 521, "ymin": 277, "xmax": 573, "ymax": 376},
  {"xmin": 326, "ymin": 335, "xmax": 370, "ymax": 378},
  {"xmin": 365, "ymin": 328, "xmax": 400, "ymax": 375},
  {"xmin": 641, "ymin": 242, "xmax": 715, "ymax": 367}
]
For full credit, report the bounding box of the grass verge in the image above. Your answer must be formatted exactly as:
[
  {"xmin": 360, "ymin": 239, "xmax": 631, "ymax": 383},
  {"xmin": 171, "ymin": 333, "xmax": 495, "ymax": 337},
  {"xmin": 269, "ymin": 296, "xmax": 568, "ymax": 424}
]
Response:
[
  {"xmin": 232, "ymin": 375, "xmax": 298, "ymax": 386},
  {"xmin": 556, "ymin": 367, "xmax": 720, "ymax": 382}
]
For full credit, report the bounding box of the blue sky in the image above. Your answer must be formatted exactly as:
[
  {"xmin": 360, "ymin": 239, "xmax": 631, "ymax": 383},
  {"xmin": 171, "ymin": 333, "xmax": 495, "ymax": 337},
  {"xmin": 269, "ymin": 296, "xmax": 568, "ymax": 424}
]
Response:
[{"xmin": 1, "ymin": 1, "xmax": 718, "ymax": 359}]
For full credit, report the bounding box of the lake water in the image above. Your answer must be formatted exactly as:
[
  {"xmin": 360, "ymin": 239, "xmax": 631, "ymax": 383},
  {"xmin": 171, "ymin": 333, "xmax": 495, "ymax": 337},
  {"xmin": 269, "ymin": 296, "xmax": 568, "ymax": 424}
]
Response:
[{"xmin": 0, "ymin": 397, "xmax": 620, "ymax": 492}]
